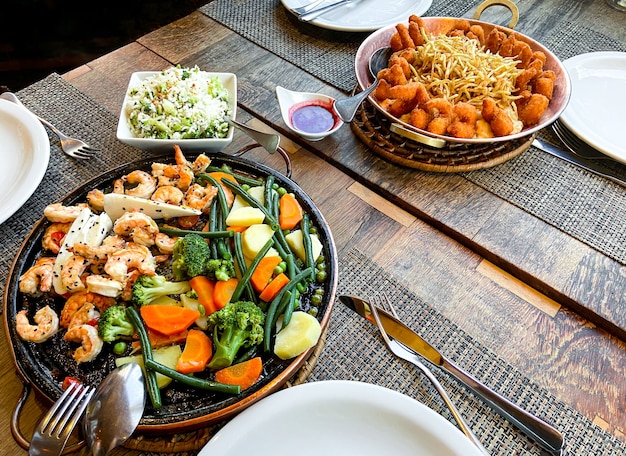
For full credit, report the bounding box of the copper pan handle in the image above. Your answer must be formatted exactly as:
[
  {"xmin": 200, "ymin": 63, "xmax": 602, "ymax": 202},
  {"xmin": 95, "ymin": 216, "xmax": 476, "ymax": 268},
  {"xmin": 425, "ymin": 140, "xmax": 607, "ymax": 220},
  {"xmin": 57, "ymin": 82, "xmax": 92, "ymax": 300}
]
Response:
[
  {"xmin": 11, "ymin": 378, "xmax": 86, "ymax": 454},
  {"xmin": 473, "ymin": 0, "xmax": 519, "ymax": 29},
  {"xmin": 390, "ymin": 123, "xmax": 447, "ymax": 149}
]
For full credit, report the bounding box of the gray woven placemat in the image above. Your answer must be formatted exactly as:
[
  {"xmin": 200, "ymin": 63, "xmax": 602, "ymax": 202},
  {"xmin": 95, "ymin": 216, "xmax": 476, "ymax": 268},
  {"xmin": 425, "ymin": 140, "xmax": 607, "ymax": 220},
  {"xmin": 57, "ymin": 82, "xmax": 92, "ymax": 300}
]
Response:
[
  {"xmin": 0, "ymin": 73, "xmax": 152, "ymax": 307},
  {"xmin": 201, "ymin": 0, "xmax": 626, "ymax": 266},
  {"xmin": 201, "ymin": 0, "xmax": 474, "ymax": 93},
  {"xmin": 322, "ymin": 248, "xmax": 626, "ymax": 455}
]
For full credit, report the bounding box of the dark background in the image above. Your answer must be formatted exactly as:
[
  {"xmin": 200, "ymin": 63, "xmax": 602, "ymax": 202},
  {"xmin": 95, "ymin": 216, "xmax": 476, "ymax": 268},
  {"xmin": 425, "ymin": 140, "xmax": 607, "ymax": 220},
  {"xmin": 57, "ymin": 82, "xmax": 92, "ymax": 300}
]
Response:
[{"xmin": 0, "ymin": 0, "xmax": 208, "ymax": 92}]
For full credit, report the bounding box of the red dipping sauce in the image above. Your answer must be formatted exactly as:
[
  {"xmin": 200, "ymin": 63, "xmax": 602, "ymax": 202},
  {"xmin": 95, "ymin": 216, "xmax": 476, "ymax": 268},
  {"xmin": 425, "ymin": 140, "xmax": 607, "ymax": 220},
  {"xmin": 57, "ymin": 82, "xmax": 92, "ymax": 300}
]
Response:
[{"xmin": 289, "ymin": 99, "xmax": 340, "ymax": 134}]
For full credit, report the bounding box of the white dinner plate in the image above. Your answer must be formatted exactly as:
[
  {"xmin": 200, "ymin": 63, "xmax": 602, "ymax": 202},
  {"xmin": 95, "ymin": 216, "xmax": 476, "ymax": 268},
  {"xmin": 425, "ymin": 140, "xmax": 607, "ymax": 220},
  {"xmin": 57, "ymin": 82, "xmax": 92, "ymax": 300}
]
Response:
[
  {"xmin": 281, "ymin": 0, "xmax": 433, "ymax": 32},
  {"xmin": 199, "ymin": 380, "xmax": 483, "ymax": 455},
  {"xmin": 559, "ymin": 52, "xmax": 626, "ymax": 163},
  {"xmin": 0, "ymin": 99, "xmax": 50, "ymax": 225}
]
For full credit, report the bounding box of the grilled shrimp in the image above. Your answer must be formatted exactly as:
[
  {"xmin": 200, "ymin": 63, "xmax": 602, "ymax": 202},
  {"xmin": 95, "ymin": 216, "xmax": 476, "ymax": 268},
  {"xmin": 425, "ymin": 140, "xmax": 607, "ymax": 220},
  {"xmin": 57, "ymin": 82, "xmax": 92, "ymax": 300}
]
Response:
[
  {"xmin": 67, "ymin": 302, "xmax": 100, "ymax": 329},
  {"xmin": 64, "ymin": 324, "xmax": 103, "ymax": 363},
  {"xmin": 43, "ymin": 203, "xmax": 89, "ymax": 223},
  {"xmin": 113, "ymin": 212, "xmax": 159, "ymax": 247},
  {"xmin": 104, "ymin": 243, "xmax": 156, "ymax": 283},
  {"xmin": 151, "ymin": 185, "xmax": 184, "ymax": 205},
  {"xmin": 19, "ymin": 257, "xmax": 55, "ymax": 296},
  {"xmin": 114, "ymin": 170, "xmax": 157, "ymax": 199},
  {"xmin": 42, "ymin": 223, "xmax": 71, "ymax": 254},
  {"xmin": 60, "ymin": 291, "xmax": 116, "ymax": 328},
  {"xmin": 60, "ymin": 254, "xmax": 91, "ymax": 293},
  {"xmin": 183, "ymin": 183, "xmax": 218, "ymax": 214},
  {"xmin": 15, "ymin": 306, "xmax": 59, "ymax": 343}
]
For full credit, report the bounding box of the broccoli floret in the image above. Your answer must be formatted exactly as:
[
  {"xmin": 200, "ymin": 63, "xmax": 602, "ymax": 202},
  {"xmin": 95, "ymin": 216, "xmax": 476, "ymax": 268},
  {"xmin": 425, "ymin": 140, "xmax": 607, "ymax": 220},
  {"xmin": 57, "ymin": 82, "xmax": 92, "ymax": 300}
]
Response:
[
  {"xmin": 131, "ymin": 274, "xmax": 191, "ymax": 306},
  {"xmin": 98, "ymin": 305, "xmax": 135, "ymax": 343},
  {"xmin": 207, "ymin": 301, "xmax": 265, "ymax": 369},
  {"xmin": 171, "ymin": 233, "xmax": 211, "ymax": 280},
  {"xmin": 206, "ymin": 258, "xmax": 236, "ymax": 282}
]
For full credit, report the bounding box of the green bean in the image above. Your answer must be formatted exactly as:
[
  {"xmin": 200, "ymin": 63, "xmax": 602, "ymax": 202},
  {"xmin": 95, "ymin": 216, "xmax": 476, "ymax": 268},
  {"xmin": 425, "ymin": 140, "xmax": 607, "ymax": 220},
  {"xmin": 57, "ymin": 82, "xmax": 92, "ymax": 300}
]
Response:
[
  {"xmin": 264, "ymin": 175, "xmax": 275, "ymax": 213},
  {"xmin": 205, "ymin": 165, "xmax": 263, "ymax": 187},
  {"xmin": 300, "ymin": 213, "xmax": 315, "ymax": 280},
  {"xmin": 126, "ymin": 307, "xmax": 162, "ymax": 409},
  {"xmin": 144, "ymin": 359, "xmax": 241, "ymax": 394},
  {"xmin": 230, "ymin": 236, "xmax": 275, "ymax": 302},
  {"xmin": 233, "ymin": 232, "xmax": 256, "ymax": 303},
  {"xmin": 196, "ymin": 174, "xmax": 230, "ymax": 220},
  {"xmin": 221, "ymin": 178, "xmax": 279, "ymax": 231},
  {"xmin": 263, "ymin": 267, "xmax": 314, "ymax": 352},
  {"xmin": 208, "ymin": 201, "xmax": 219, "ymax": 259},
  {"xmin": 271, "ymin": 191, "xmax": 294, "ymax": 259},
  {"xmin": 158, "ymin": 226, "xmax": 234, "ymax": 239}
]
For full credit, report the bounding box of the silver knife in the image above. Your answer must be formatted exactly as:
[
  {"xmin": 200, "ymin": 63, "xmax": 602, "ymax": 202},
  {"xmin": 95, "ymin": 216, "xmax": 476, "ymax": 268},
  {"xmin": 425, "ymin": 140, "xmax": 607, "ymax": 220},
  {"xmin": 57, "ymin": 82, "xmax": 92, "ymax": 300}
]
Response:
[
  {"xmin": 338, "ymin": 294, "xmax": 565, "ymax": 456},
  {"xmin": 532, "ymin": 138, "xmax": 626, "ymax": 188}
]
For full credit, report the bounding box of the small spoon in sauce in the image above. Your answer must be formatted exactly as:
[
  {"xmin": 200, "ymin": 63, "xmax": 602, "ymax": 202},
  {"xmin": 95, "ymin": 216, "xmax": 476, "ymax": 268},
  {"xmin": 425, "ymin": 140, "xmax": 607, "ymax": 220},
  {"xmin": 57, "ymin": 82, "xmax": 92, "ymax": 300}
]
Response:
[{"xmin": 331, "ymin": 46, "xmax": 391, "ymax": 123}]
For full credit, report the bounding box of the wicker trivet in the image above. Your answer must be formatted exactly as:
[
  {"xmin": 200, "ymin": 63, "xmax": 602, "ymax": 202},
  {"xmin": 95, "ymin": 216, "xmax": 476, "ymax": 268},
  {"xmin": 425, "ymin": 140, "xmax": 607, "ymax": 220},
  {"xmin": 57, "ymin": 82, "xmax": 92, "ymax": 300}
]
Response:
[
  {"xmin": 351, "ymin": 101, "xmax": 535, "ymax": 173},
  {"xmin": 121, "ymin": 325, "xmax": 328, "ymax": 454}
]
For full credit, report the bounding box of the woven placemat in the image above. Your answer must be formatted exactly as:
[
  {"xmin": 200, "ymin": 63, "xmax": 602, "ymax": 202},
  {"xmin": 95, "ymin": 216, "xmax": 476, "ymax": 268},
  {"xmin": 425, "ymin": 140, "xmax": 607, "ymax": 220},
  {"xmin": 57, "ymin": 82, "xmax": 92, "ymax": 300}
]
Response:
[
  {"xmin": 201, "ymin": 0, "xmax": 475, "ymax": 93},
  {"xmin": 314, "ymin": 248, "xmax": 626, "ymax": 455}
]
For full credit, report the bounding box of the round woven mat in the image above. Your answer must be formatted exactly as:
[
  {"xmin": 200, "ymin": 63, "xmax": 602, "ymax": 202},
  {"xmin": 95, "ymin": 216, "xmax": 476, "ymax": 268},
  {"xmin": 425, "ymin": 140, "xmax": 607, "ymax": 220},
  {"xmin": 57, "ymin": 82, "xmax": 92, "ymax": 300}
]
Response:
[
  {"xmin": 122, "ymin": 325, "xmax": 328, "ymax": 453},
  {"xmin": 351, "ymin": 101, "xmax": 535, "ymax": 173}
]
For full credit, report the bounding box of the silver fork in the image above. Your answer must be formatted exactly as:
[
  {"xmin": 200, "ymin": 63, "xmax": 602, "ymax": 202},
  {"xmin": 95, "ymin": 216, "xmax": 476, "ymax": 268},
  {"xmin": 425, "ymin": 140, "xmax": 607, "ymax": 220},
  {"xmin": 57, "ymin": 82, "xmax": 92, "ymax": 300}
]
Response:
[
  {"xmin": 369, "ymin": 295, "xmax": 490, "ymax": 455},
  {"xmin": 551, "ymin": 120, "xmax": 610, "ymax": 161},
  {"xmin": 0, "ymin": 92, "xmax": 100, "ymax": 159},
  {"xmin": 29, "ymin": 382, "xmax": 95, "ymax": 456}
]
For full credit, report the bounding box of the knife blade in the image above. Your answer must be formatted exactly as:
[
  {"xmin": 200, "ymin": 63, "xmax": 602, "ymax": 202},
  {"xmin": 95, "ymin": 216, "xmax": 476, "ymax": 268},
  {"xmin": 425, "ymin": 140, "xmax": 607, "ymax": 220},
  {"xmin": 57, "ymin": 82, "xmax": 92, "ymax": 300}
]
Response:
[
  {"xmin": 339, "ymin": 294, "xmax": 564, "ymax": 456},
  {"xmin": 532, "ymin": 138, "xmax": 626, "ymax": 188}
]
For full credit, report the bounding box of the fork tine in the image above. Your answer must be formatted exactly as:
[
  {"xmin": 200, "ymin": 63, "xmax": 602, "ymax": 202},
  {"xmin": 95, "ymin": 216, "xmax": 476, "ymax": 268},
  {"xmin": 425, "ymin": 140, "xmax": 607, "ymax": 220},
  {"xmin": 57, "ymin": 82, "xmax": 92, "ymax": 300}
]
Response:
[
  {"xmin": 57, "ymin": 387, "xmax": 94, "ymax": 441},
  {"xmin": 381, "ymin": 294, "xmax": 400, "ymax": 319},
  {"xmin": 38, "ymin": 382, "xmax": 79, "ymax": 433}
]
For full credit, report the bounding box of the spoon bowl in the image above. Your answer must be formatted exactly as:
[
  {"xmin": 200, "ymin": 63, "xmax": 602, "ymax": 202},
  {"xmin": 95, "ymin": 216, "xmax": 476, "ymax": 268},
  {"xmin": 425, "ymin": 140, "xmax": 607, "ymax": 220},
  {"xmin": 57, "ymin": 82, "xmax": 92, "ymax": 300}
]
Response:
[
  {"xmin": 83, "ymin": 363, "xmax": 146, "ymax": 456},
  {"xmin": 331, "ymin": 46, "xmax": 391, "ymax": 123}
]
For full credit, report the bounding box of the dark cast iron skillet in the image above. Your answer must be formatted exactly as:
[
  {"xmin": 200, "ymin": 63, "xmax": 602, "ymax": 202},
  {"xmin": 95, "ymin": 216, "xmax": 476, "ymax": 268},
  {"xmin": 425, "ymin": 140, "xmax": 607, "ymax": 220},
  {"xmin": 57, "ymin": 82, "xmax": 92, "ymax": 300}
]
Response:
[{"xmin": 4, "ymin": 149, "xmax": 337, "ymax": 451}]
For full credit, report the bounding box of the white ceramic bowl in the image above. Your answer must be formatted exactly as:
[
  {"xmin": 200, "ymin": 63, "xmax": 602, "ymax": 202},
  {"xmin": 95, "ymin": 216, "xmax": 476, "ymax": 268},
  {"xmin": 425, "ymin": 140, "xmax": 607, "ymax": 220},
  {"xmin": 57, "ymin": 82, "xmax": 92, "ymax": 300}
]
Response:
[
  {"xmin": 117, "ymin": 70, "xmax": 237, "ymax": 152},
  {"xmin": 276, "ymin": 86, "xmax": 343, "ymax": 141}
]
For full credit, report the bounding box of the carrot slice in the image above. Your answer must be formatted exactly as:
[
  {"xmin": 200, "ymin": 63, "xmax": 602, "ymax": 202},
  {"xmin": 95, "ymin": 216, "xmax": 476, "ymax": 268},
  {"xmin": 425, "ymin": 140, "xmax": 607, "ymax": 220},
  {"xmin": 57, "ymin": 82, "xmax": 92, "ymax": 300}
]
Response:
[
  {"xmin": 250, "ymin": 256, "xmax": 282, "ymax": 293},
  {"xmin": 190, "ymin": 276, "xmax": 218, "ymax": 315},
  {"xmin": 208, "ymin": 172, "xmax": 238, "ymax": 207},
  {"xmin": 214, "ymin": 277, "xmax": 239, "ymax": 310},
  {"xmin": 131, "ymin": 328, "xmax": 188, "ymax": 351},
  {"xmin": 258, "ymin": 272, "xmax": 290, "ymax": 302},
  {"xmin": 279, "ymin": 193, "xmax": 303, "ymax": 230},
  {"xmin": 226, "ymin": 225, "xmax": 248, "ymax": 233},
  {"xmin": 176, "ymin": 329, "xmax": 213, "ymax": 374},
  {"xmin": 139, "ymin": 305, "xmax": 200, "ymax": 336},
  {"xmin": 214, "ymin": 357, "xmax": 263, "ymax": 390}
]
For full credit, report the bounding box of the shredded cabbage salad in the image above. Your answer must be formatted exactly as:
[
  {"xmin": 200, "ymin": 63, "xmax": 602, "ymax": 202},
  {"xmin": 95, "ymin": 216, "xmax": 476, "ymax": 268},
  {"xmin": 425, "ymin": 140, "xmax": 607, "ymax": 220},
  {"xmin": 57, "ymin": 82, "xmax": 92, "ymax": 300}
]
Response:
[{"xmin": 125, "ymin": 66, "xmax": 231, "ymax": 140}]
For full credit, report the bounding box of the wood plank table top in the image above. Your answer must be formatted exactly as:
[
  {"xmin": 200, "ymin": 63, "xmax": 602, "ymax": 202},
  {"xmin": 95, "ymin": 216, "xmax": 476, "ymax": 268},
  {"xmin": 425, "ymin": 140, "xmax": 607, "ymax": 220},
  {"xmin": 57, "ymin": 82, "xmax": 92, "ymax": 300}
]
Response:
[{"xmin": 1, "ymin": 1, "xmax": 625, "ymax": 454}]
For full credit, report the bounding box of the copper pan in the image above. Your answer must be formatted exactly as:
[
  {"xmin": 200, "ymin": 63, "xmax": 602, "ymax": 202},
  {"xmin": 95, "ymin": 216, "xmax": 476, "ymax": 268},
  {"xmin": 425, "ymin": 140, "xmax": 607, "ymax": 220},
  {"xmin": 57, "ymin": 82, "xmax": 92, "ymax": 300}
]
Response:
[{"xmin": 354, "ymin": 0, "xmax": 571, "ymax": 148}]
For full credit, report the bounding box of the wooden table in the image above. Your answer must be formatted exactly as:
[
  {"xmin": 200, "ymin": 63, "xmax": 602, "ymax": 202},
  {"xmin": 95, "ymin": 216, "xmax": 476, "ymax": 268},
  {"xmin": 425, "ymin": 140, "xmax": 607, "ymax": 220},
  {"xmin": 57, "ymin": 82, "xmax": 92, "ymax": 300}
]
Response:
[{"xmin": 2, "ymin": 0, "xmax": 625, "ymax": 454}]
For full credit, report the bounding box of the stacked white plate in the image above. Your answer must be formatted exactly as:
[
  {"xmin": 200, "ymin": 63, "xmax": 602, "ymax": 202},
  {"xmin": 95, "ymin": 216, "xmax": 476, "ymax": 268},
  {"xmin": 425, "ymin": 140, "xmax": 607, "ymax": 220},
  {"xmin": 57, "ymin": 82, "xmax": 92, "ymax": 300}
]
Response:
[
  {"xmin": 0, "ymin": 99, "xmax": 50, "ymax": 224},
  {"xmin": 559, "ymin": 52, "xmax": 626, "ymax": 164}
]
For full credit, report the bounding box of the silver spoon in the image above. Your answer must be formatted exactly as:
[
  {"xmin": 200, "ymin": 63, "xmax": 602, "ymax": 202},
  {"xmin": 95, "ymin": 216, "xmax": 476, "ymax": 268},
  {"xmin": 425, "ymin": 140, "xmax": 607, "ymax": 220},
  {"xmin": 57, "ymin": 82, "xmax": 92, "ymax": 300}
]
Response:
[
  {"xmin": 227, "ymin": 117, "xmax": 280, "ymax": 154},
  {"xmin": 332, "ymin": 46, "xmax": 390, "ymax": 123},
  {"xmin": 83, "ymin": 363, "xmax": 146, "ymax": 456}
]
